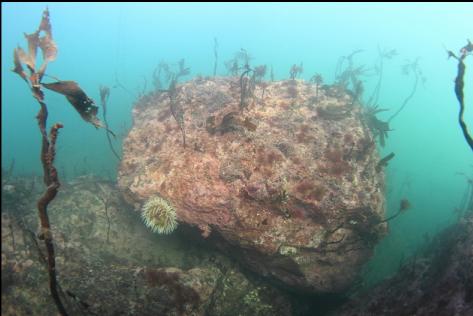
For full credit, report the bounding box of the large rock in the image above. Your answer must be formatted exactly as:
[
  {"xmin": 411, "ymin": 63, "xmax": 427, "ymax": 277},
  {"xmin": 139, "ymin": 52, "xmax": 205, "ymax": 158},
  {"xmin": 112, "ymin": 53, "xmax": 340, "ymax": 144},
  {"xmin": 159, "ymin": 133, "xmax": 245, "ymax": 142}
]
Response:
[{"xmin": 118, "ymin": 77, "xmax": 386, "ymax": 294}]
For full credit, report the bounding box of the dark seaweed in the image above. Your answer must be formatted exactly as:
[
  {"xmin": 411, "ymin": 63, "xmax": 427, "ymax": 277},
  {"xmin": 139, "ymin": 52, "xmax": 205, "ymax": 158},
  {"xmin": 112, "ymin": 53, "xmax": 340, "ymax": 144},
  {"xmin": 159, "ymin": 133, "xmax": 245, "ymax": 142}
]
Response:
[{"xmin": 448, "ymin": 40, "xmax": 473, "ymax": 151}]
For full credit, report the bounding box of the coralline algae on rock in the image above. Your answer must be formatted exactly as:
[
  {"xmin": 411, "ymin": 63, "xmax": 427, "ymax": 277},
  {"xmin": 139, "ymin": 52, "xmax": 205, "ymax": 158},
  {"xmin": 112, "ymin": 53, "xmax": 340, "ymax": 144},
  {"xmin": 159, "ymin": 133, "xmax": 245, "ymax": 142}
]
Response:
[{"xmin": 118, "ymin": 77, "xmax": 386, "ymax": 294}]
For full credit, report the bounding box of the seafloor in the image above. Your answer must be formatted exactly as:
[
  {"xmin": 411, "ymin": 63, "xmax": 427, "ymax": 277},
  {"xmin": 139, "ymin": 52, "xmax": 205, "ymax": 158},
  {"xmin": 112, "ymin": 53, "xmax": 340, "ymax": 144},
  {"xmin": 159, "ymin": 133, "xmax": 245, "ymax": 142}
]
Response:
[{"xmin": 2, "ymin": 173, "xmax": 472, "ymax": 315}]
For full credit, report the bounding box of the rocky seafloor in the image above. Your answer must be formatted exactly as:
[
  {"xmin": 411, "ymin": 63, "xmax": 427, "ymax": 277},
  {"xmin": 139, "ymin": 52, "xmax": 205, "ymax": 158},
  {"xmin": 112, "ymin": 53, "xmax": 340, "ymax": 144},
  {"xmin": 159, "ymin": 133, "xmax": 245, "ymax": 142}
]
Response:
[
  {"xmin": 2, "ymin": 174, "xmax": 472, "ymax": 316},
  {"xmin": 1, "ymin": 175, "xmax": 295, "ymax": 316},
  {"xmin": 333, "ymin": 210, "xmax": 473, "ymax": 316}
]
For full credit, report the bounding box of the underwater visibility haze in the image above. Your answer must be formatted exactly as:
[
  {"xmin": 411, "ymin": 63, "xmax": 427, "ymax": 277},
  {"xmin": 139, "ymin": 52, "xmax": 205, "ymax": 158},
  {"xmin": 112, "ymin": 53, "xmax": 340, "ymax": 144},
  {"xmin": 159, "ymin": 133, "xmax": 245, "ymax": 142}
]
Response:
[{"xmin": 1, "ymin": 2, "xmax": 473, "ymax": 316}]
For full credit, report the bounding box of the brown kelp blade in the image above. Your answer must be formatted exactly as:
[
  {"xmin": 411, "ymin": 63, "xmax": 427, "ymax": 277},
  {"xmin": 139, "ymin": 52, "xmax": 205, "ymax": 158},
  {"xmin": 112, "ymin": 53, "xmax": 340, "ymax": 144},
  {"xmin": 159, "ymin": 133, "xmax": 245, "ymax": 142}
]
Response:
[
  {"xmin": 12, "ymin": 7, "xmax": 57, "ymax": 89},
  {"xmin": 42, "ymin": 81, "xmax": 104, "ymax": 128},
  {"xmin": 38, "ymin": 7, "xmax": 53, "ymax": 37},
  {"xmin": 39, "ymin": 35, "xmax": 57, "ymax": 63},
  {"xmin": 13, "ymin": 48, "xmax": 28, "ymax": 83},
  {"xmin": 23, "ymin": 32, "xmax": 39, "ymax": 72},
  {"xmin": 37, "ymin": 8, "xmax": 55, "ymax": 61},
  {"xmin": 37, "ymin": 9, "xmax": 57, "ymax": 79}
]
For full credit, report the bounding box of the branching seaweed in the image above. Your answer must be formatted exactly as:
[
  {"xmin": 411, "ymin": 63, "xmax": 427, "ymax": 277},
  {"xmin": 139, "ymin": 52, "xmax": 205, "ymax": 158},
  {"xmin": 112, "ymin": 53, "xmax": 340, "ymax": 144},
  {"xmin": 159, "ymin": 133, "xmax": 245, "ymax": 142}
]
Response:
[
  {"xmin": 12, "ymin": 9, "xmax": 68, "ymax": 315},
  {"xmin": 253, "ymin": 65, "xmax": 267, "ymax": 83},
  {"xmin": 100, "ymin": 85, "xmax": 120, "ymax": 160},
  {"xmin": 239, "ymin": 64, "xmax": 255, "ymax": 110},
  {"xmin": 321, "ymin": 200, "xmax": 410, "ymax": 255},
  {"xmin": 162, "ymin": 58, "xmax": 190, "ymax": 147},
  {"xmin": 334, "ymin": 50, "xmax": 370, "ymax": 107},
  {"xmin": 113, "ymin": 70, "xmax": 135, "ymax": 97},
  {"xmin": 236, "ymin": 48, "xmax": 251, "ymax": 69},
  {"xmin": 316, "ymin": 206, "xmax": 383, "ymax": 254},
  {"xmin": 94, "ymin": 183, "xmax": 114, "ymax": 243},
  {"xmin": 447, "ymin": 40, "xmax": 473, "ymax": 151},
  {"xmin": 289, "ymin": 63, "xmax": 303, "ymax": 80},
  {"xmin": 235, "ymin": 52, "xmax": 270, "ymax": 108},
  {"xmin": 225, "ymin": 58, "xmax": 240, "ymax": 76},
  {"xmin": 387, "ymin": 58, "xmax": 423, "ymax": 123},
  {"xmin": 367, "ymin": 46, "xmax": 397, "ymax": 107},
  {"xmin": 13, "ymin": 11, "xmax": 104, "ymax": 129},
  {"xmin": 152, "ymin": 61, "xmax": 170, "ymax": 92},
  {"xmin": 11, "ymin": 8, "xmax": 101, "ymax": 315},
  {"xmin": 310, "ymin": 73, "xmax": 323, "ymax": 105},
  {"xmin": 334, "ymin": 50, "xmax": 365, "ymax": 89},
  {"xmin": 225, "ymin": 48, "xmax": 252, "ymax": 77},
  {"xmin": 235, "ymin": 50, "xmax": 256, "ymax": 110},
  {"xmin": 363, "ymin": 105, "xmax": 391, "ymax": 147},
  {"xmin": 168, "ymin": 77, "xmax": 186, "ymax": 146}
]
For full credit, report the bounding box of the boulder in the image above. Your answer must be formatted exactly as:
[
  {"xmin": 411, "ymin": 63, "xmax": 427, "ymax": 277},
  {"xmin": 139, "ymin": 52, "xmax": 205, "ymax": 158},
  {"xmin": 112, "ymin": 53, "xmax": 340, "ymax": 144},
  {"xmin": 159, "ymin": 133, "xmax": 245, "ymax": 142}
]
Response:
[{"xmin": 118, "ymin": 77, "xmax": 386, "ymax": 293}]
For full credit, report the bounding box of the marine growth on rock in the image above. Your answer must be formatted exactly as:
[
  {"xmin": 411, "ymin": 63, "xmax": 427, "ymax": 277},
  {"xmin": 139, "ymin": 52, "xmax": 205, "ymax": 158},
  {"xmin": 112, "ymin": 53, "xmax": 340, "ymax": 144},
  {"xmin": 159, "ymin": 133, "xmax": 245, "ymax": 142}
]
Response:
[{"xmin": 119, "ymin": 77, "xmax": 386, "ymax": 294}]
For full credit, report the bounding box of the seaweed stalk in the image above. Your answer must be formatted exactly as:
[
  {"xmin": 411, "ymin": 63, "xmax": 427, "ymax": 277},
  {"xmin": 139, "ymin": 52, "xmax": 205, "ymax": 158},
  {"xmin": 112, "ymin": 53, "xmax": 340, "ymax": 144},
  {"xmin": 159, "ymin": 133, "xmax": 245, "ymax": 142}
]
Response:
[
  {"xmin": 379, "ymin": 199, "xmax": 410, "ymax": 223},
  {"xmin": 100, "ymin": 85, "xmax": 120, "ymax": 160},
  {"xmin": 387, "ymin": 59, "xmax": 421, "ymax": 123},
  {"xmin": 113, "ymin": 70, "xmax": 134, "ymax": 97},
  {"xmin": 11, "ymin": 7, "xmax": 101, "ymax": 315},
  {"xmin": 11, "ymin": 9, "xmax": 69, "ymax": 314},
  {"xmin": 367, "ymin": 47, "xmax": 397, "ymax": 107},
  {"xmin": 169, "ymin": 76, "xmax": 186, "ymax": 147},
  {"xmin": 36, "ymin": 113, "xmax": 68, "ymax": 316},
  {"xmin": 213, "ymin": 37, "xmax": 218, "ymax": 77},
  {"xmin": 95, "ymin": 183, "xmax": 113, "ymax": 243},
  {"xmin": 448, "ymin": 40, "xmax": 473, "ymax": 151},
  {"xmin": 239, "ymin": 66, "xmax": 253, "ymax": 110},
  {"xmin": 376, "ymin": 152, "xmax": 395, "ymax": 172},
  {"xmin": 159, "ymin": 59, "xmax": 190, "ymax": 147}
]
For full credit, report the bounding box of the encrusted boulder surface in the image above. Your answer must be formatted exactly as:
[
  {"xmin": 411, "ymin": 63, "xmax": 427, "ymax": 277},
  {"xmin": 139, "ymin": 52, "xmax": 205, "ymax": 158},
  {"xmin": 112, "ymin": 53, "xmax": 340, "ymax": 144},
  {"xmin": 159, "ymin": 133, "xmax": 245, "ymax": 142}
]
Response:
[{"xmin": 118, "ymin": 77, "xmax": 386, "ymax": 294}]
